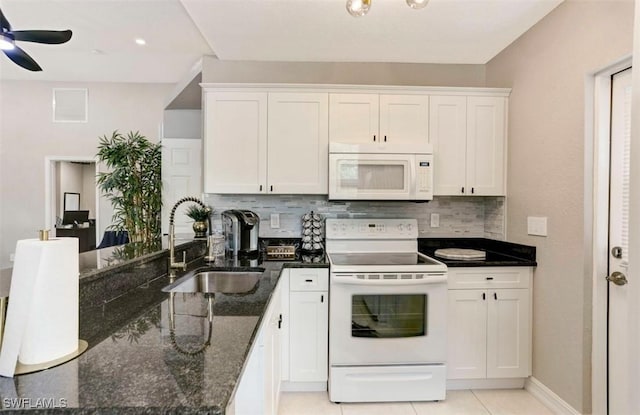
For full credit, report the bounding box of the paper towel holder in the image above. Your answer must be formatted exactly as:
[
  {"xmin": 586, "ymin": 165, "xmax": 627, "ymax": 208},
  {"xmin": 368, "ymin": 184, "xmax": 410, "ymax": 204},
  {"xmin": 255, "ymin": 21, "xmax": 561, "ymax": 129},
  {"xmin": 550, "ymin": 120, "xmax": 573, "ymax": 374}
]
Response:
[{"xmin": 13, "ymin": 340, "xmax": 88, "ymax": 375}]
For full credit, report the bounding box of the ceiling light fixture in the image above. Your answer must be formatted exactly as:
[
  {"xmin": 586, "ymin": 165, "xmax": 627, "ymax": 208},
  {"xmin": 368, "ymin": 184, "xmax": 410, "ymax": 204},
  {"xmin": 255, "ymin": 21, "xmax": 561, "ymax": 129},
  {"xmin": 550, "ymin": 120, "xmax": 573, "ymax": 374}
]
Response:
[
  {"xmin": 347, "ymin": 0, "xmax": 429, "ymax": 17},
  {"xmin": 135, "ymin": 38, "xmax": 146, "ymax": 46},
  {"xmin": 0, "ymin": 32, "xmax": 15, "ymax": 51}
]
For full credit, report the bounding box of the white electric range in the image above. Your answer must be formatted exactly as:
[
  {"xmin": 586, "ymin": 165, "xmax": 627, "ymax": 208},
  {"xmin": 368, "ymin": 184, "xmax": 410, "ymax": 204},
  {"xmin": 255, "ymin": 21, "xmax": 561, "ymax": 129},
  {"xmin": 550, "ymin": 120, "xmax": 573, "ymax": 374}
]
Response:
[{"xmin": 326, "ymin": 218, "xmax": 448, "ymax": 403}]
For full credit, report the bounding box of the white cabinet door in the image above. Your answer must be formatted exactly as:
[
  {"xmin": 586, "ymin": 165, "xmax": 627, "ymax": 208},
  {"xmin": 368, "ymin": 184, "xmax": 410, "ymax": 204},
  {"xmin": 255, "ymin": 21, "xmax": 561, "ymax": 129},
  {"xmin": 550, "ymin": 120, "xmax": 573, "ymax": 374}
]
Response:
[
  {"xmin": 264, "ymin": 285, "xmax": 282, "ymax": 415},
  {"xmin": 379, "ymin": 95, "xmax": 429, "ymax": 148},
  {"xmin": 161, "ymin": 138, "xmax": 202, "ymax": 235},
  {"xmin": 289, "ymin": 291, "xmax": 329, "ymax": 382},
  {"xmin": 429, "ymin": 96, "xmax": 467, "ymax": 195},
  {"xmin": 204, "ymin": 92, "xmax": 267, "ymax": 193},
  {"xmin": 466, "ymin": 96, "xmax": 506, "ymax": 196},
  {"xmin": 329, "ymin": 93, "xmax": 379, "ymax": 145},
  {"xmin": 430, "ymin": 95, "xmax": 506, "ymax": 196},
  {"xmin": 486, "ymin": 289, "xmax": 530, "ymax": 378},
  {"xmin": 268, "ymin": 93, "xmax": 328, "ymax": 194},
  {"xmin": 447, "ymin": 289, "xmax": 488, "ymax": 379}
]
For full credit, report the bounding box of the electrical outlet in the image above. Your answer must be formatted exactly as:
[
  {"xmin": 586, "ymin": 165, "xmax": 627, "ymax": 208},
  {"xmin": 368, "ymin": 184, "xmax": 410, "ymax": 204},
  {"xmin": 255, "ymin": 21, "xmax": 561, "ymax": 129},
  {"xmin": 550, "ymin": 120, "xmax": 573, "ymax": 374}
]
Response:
[
  {"xmin": 430, "ymin": 213, "xmax": 440, "ymax": 228},
  {"xmin": 270, "ymin": 213, "xmax": 280, "ymax": 229},
  {"xmin": 527, "ymin": 216, "xmax": 548, "ymax": 236}
]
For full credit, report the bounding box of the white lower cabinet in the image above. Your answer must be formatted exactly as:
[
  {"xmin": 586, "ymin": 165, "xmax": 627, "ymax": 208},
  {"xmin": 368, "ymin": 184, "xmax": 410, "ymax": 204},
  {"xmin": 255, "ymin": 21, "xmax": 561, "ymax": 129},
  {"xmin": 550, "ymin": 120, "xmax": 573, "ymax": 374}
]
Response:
[
  {"xmin": 228, "ymin": 267, "xmax": 329, "ymax": 415},
  {"xmin": 447, "ymin": 267, "xmax": 532, "ymax": 383},
  {"xmin": 288, "ymin": 269, "xmax": 329, "ymax": 384},
  {"xmin": 230, "ymin": 277, "xmax": 283, "ymax": 415}
]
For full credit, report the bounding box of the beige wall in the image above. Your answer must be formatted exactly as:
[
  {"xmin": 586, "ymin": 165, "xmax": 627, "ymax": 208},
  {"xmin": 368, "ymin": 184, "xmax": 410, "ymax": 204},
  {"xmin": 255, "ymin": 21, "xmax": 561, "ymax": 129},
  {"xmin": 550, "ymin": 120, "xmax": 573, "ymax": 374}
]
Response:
[
  {"xmin": 0, "ymin": 81, "xmax": 172, "ymax": 268},
  {"xmin": 485, "ymin": 1, "xmax": 634, "ymax": 412},
  {"xmin": 202, "ymin": 56, "xmax": 487, "ymax": 87}
]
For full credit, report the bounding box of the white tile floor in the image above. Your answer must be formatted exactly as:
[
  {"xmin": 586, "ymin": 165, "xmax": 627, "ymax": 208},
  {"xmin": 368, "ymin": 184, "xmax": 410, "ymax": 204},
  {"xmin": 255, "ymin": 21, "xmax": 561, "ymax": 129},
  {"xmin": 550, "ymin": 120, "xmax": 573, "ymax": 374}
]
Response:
[{"xmin": 279, "ymin": 389, "xmax": 554, "ymax": 415}]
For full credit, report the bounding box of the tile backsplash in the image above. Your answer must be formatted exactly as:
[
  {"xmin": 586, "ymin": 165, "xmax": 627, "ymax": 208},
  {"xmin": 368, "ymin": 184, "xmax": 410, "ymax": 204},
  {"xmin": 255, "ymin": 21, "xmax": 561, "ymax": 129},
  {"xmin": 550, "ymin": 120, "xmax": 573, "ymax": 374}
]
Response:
[{"xmin": 204, "ymin": 195, "xmax": 505, "ymax": 241}]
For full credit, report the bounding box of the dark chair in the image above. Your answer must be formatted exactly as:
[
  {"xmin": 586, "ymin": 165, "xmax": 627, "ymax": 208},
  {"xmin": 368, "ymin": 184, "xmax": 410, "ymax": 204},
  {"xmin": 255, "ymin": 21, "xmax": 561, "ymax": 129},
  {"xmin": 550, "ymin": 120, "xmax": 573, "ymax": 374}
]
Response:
[{"xmin": 97, "ymin": 231, "xmax": 129, "ymax": 249}]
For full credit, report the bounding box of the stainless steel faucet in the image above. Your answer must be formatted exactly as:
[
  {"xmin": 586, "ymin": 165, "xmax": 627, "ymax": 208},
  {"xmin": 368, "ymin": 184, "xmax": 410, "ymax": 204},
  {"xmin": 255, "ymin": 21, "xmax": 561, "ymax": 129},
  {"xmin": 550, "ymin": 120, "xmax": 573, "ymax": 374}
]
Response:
[{"xmin": 168, "ymin": 196, "xmax": 211, "ymax": 270}]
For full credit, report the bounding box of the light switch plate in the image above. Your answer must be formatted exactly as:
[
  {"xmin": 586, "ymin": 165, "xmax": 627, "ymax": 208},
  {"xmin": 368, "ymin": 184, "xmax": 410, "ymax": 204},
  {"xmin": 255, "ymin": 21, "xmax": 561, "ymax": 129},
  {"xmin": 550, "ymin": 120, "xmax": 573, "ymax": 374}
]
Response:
[
  {"xmin": 270, "ymin": 213, "xmax": 280, "ymax": 229},
  {"xmin": 527, "ymin": 216, "xmax": 547, "ymax": 236},
  {"xmin": 430, "ymin": 213, "xmax": 440, "ymax": 228}
]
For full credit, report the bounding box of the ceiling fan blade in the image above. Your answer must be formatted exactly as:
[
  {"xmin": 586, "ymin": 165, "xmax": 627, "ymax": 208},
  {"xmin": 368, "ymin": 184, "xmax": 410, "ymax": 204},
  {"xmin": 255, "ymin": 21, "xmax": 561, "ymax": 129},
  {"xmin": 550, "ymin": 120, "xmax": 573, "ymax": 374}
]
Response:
[
  {"xmin": 3, "ymin": 45, "xmax": 42, "ymax": 71},
  {"xmin": 12, "ymin": 30, "xmax": 72, "ymax": 44},
  {"xmin": 0, "ymin": 9, "xmax": 11, "ymax": 32}
]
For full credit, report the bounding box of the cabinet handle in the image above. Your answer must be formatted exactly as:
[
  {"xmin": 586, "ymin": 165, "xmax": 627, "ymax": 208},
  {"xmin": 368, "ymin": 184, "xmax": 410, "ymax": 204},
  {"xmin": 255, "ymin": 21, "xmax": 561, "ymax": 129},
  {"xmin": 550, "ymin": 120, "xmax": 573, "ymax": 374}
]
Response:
[
  {"xmin": 373, "ymin": 135, "xmax": 376, "ymax": 142},
  {"xmin": 305, "ymin": 279, "xmax": 313, "ymax": 282},
  {"xmin": 270, "ymin": 185, "xmax": 273, "ymax": 192},
  {"xmin": 494, "ymin": 292, "xmax": 498, "ymax": 300},
  {"xmin": 482, "ymin": 293, "xmax": 486, "ymax": 300},
  {"xmin": 278, "ymin": 314, "xmax": 282, "ymax": 329},
  {"xmin": 486, "ymin": 277, "xmax": 494, "ymax": 280},
  {"xmin": 321, "ymin": 294, "xmax": 324, "ymax": 303},
  {"xmin": 471, "ymin": 187, "xmax": 475, "ymax": 194},
  {"xmin": 259, "ymin": 185, "xmax": 263, "ymax": 191},
  {"xmin": 384, "ymin": 135, "xmax": 387, "ymax": 142},
  {"xmin": 461, "ymin": 187, "xmax": 465, "ymax": 194}
]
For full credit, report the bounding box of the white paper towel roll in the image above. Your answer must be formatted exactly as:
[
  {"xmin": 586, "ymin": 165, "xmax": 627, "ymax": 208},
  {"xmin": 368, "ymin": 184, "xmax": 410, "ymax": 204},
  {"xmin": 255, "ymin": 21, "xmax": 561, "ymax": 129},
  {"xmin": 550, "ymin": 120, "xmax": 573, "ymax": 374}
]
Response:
[{"xmin": 0, "ymin": 237, "xmax": 79, "ymax": 377}]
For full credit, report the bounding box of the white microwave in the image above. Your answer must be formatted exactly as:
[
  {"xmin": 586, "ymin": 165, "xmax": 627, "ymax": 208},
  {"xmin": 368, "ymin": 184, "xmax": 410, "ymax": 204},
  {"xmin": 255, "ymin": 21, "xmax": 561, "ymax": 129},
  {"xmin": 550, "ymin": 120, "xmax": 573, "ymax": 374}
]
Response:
[{"xmin": 328, "ymin": 143, "xmax": 433, "ymax": 201}]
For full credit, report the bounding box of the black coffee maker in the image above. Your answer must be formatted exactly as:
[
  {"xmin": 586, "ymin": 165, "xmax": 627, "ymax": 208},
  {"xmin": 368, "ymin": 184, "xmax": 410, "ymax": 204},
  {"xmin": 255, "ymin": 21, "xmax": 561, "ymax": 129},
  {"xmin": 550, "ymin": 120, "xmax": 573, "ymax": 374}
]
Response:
[{"xmin": 222, "ymin": 210, "xmax": 260, "ymax": 257}]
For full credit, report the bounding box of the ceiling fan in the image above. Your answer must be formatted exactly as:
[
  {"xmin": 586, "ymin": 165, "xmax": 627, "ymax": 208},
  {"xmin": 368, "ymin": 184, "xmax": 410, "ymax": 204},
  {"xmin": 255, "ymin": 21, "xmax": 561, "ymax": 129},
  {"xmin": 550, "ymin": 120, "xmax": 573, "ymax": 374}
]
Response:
[{"xmin": 0, "ymin": 7, "xmax": 72, "ymax": 72}]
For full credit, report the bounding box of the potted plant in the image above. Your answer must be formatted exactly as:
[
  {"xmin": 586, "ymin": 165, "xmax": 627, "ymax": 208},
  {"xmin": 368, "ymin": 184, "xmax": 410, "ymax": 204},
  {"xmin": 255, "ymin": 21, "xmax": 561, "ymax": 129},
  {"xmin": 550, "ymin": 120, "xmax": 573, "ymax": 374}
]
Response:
[
  {"xmin": 96, "ymin": 130, "xmax": 162, "ymax": 245},
  {"xmin": 186, "ymin": 204, "xmax": 212, "ymax": 238}
]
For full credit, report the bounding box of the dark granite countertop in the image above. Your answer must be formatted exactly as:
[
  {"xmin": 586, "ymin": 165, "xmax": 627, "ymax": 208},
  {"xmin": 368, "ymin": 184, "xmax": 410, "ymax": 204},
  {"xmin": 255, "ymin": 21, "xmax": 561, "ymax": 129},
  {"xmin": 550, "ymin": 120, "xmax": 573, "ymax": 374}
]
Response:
[
  {"xmin": 0, "ymin": 252, "xmax": 328, "ymax": 414},
  {"xmin": 419, "ymin": 238, "xmax": 537, "ymax": 267}
]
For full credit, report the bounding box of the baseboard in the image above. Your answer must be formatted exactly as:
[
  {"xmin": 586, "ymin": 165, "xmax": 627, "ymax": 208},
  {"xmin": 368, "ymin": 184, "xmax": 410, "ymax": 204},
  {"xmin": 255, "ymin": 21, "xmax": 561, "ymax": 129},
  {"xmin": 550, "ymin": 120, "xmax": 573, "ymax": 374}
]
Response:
[
  {"xmin": 447, "ymin": 378, "xmax": 525, "ymax": 390},
  {"xmin": 525, "ymin": 377, "xmax": 582, "ymax": 415}
]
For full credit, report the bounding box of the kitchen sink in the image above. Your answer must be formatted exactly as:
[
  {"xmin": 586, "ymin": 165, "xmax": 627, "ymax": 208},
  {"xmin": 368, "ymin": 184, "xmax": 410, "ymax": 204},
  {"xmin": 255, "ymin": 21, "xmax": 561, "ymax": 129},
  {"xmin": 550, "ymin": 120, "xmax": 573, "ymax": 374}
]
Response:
[{"xmin": 163, "ymin": 268, "xmax": 263, "ymax": 294}]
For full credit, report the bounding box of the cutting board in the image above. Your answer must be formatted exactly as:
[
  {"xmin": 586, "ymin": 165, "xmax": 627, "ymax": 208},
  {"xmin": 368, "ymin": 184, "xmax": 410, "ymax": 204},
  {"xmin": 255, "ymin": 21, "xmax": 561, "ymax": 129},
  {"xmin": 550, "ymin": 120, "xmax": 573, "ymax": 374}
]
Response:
[{"xmin": 434, "ymin": 248, "xmax": 486, "ymax": 260}]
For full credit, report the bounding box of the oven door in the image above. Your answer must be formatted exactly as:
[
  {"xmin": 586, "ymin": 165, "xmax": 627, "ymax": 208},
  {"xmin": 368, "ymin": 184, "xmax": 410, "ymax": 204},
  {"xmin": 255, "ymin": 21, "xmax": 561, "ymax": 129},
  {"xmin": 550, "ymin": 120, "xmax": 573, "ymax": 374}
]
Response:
[{"xmin": 329, "ymin": 272, "xmax": 447, "ymax": 366}]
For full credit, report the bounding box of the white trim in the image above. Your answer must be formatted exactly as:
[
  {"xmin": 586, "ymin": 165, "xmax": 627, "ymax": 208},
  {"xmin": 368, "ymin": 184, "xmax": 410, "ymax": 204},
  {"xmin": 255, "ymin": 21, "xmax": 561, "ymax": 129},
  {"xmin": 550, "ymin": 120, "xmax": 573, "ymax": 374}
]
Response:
[
  {"xmin": 525, "ymin": 377, "xmax": 582, "ymax": 415},
  {"xmin": 200, "ymin": 83, "xmax": 512, "ymax": 96},
  {"xmin": 44, "ymin": 156, "xmax": 100, "ymax": 245},
  {"xmin": 446, "ymin": 378, "xmax": 525, "ymax": 390},
  {"xmin": 587, "ymin": 55, "xmax": 633, "ymax": 415}
]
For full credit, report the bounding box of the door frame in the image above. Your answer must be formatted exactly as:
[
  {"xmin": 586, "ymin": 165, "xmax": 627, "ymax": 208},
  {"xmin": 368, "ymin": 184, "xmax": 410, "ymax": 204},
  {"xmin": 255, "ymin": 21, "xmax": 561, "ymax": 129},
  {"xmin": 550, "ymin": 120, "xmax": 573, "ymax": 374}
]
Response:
[
  {"xmin": 587, "ymin": 55, "xmax": 632, "ymax": 415},
  {"xmin": 44, "ymin": 155, "xmax": 100, "ymax": 244}
]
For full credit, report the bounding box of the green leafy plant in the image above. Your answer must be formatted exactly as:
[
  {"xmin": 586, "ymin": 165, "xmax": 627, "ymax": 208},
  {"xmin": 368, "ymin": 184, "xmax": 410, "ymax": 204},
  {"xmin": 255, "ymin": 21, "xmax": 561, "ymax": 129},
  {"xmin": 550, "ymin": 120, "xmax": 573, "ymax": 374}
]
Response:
[
  {"xmin": 96, "ymin": 130, "xmax": 162, "ymax": 244},
  {"xmin": 185, "ymin": 205, "xmax": 212, "ymax": 222}
]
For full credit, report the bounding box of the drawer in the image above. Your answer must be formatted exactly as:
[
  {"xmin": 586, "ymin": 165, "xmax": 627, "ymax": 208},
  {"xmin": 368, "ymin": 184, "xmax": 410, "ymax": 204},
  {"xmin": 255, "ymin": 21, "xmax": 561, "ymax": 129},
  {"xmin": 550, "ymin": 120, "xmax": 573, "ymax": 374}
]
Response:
[
  {"xmin": 447, "ymin": 267, "xmax": 532, "ymax": 290},
  {"xmin": 289, "ymin": 268, "xmax": 329, "ymax": 292}
]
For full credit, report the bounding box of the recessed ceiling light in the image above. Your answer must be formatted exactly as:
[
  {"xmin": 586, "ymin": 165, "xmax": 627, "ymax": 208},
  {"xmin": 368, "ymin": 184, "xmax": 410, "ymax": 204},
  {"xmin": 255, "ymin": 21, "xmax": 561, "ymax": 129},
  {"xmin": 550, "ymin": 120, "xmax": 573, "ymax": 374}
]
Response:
[{"xmin": 135, "ymin": 38, "xmax": 146, "ymax": 46}]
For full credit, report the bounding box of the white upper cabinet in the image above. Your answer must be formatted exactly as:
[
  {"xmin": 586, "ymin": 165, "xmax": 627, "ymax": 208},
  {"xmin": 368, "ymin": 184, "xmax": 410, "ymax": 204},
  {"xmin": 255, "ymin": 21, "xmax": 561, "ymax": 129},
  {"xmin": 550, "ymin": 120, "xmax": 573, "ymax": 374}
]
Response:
[
  {"xmin": 204, "ymin": 90, "xmax": 328, "ymax": 194},
  {"xmin": 430, "ymin": 95, "xmax": 506, "ymax": 196},
  {"xmin": 329, "ymin": 93, "xmax": 428, "ymax": 149},
  {"xmin": 268, "ymin": 93, "xmax": 328, "ymax": 194},
  {"xmin": 204, "ymin": 91, "xmax": 267, "ymax": 194}
]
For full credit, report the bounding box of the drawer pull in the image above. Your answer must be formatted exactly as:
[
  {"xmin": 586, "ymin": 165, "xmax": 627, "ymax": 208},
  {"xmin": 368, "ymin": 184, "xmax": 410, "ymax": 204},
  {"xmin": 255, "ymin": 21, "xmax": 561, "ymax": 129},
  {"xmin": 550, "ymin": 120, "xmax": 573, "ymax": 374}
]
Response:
[
  {"xmin": 305, "ymin": 279, "xmax": 313, "ymax": 282},
  {"xmin": 486, "ymin": 277, "xmax": 494, "ymax": 280}
]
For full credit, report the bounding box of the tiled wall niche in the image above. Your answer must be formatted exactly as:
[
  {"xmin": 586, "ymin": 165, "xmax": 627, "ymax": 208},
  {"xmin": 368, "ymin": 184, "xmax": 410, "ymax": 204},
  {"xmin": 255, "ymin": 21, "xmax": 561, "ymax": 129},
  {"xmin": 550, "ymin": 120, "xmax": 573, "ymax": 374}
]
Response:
[{"xmin": 203, "ymin": 195, "xmax": 506, "ymax": 241}]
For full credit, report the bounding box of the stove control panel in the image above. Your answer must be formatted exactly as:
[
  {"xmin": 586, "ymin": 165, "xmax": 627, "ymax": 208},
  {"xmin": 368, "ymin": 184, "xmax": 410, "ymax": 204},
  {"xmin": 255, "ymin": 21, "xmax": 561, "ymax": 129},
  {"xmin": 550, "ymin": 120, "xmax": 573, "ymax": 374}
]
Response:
[{"xmin": 326, "ymin": 219, "xmax": 418, "ymax": 239}]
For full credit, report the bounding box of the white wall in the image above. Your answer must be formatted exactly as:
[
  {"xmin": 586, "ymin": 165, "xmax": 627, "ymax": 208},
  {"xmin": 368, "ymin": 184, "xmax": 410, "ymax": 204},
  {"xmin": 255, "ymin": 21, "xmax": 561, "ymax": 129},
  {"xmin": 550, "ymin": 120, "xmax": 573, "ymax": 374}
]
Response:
[
  {"xmin": 485, "ymin": 1, "xmax": 634, "ymax": 412},
  {"xmin": 0, "ymin": 81, "xmax": 172, "ymax": 268}
]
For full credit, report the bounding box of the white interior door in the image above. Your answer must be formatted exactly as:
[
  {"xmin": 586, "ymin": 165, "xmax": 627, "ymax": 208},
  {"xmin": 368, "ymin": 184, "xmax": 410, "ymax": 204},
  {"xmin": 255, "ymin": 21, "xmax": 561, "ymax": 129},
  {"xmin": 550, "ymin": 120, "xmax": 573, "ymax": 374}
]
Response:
[
  {"xmin": 608, "ymin": 67, "xmax": 632, "ymax": 415},
  {"xmin": 161, "ymin": 138, "xmax": 203, "ymax": 236}
]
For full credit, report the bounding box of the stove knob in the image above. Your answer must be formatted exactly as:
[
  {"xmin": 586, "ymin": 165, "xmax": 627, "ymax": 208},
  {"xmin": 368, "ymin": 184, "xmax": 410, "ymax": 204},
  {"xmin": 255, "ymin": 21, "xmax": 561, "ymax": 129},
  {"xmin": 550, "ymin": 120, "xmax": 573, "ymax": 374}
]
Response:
[
  {"xmin": 397, "ymin": 224, "xmax": 404, "ymax": 232},
  {"xmin": 406, "ymin": 223, "xmax": 413, "ymax": 232}
]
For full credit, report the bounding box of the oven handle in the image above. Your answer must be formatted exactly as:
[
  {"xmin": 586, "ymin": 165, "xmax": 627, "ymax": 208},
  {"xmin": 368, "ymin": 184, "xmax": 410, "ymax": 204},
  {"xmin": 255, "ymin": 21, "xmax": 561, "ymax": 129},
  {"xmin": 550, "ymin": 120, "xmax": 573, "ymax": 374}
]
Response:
[{"xmin": 332, "ymin": 274, "xmax": 447, "ymax": 285}]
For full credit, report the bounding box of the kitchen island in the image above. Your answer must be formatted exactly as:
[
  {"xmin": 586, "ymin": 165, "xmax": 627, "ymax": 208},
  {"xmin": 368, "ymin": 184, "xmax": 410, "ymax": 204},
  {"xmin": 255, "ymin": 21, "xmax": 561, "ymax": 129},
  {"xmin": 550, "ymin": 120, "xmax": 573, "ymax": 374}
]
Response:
[{"xmin": 0, "ymin": 240, "xmax": 327, "ymax": 414}]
